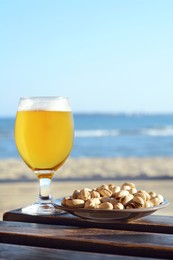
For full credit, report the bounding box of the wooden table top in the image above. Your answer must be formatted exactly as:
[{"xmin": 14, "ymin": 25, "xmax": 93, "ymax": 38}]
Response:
[{"xmin": 1, "ymin": 209, "xmax": 173, "ymax": 259}]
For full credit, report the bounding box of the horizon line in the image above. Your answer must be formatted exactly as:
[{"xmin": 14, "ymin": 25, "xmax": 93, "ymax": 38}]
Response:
[{"xmin": 1, "ymin": 111, "xmax": 173, "ymax": 118}]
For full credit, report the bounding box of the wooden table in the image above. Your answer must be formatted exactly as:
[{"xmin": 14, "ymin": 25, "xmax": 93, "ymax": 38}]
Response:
[{"xmin": 1, "ymin": 209, "xmax": 173, "ymax": 259}]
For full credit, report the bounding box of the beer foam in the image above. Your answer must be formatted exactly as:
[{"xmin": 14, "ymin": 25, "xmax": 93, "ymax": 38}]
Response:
[{"xmin": 18, "ymin": 97, "xmax": 72, "ymax": 111}]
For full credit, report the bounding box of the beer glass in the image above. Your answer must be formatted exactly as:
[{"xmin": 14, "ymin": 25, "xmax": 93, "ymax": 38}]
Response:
[{"xmin": 15, "ymin": 97, "xmax": 74, "ymax": 215}]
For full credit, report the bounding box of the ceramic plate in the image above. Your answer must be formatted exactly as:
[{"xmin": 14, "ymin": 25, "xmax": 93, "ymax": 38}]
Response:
[{"xmin": 54, "ymin": 198, "xmax": 169, "ymax": 223}]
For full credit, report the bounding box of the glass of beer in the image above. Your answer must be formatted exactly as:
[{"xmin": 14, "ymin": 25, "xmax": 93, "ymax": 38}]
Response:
[{"xmin": 14, "ymin": 96, "xmax": 74, "ymax": 215}]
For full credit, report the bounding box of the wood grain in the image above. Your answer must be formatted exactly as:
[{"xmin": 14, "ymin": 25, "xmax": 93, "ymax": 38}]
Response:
[
  {"xmin": 1, "ymin": 221, "xmax": 173, "ymax": 259},
  {"xmin": 0, "ymin": 243, "xmax": 155, "ymax": 260},
  {"xmin": 3, "ymin": 209, "xmax": 173, "ymax": 234}
]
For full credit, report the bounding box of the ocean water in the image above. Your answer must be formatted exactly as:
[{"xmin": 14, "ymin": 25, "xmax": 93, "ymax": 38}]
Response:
[{"xmin": 1, "ymin": 114, "xmax": 173, "ymax": 158}]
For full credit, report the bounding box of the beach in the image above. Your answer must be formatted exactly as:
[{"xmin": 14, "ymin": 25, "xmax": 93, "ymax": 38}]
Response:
[
  {"xmin": 0, "ymin": 157, "xmax": 173, "ymax": 220},
  {"xmin": 1, "ymin": 157, "xmax": 173, "ymax": 181}
]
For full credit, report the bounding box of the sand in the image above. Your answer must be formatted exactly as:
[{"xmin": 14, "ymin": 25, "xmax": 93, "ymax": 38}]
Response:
[
  {"xmin": 1, "ymin": 157, "xmax": 173, "ymax": 181},
  {"xmin": 0, "ymin": 157, "xmax": 173, "ymax": 220}
]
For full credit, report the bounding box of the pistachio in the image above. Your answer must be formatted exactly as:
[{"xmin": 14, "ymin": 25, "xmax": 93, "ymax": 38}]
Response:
[
  {"xmin": 137, "ymin": 190, "xmax": 150, "ymax": 201},
  {"xmin": 66, "ymin": 199, "xmax": 85, "ymax": 208},
  {"xmin": 121, "ymin": 185, "xmax": 131, "ymax": 191},
  {"xmin": 84, "ymin": 198, "xmax": 101, "ymax": 209},
  {"xmin": 115, "ymin": 190, "xmax": 129, "ymax": 199},
  {"xmin": 100, "ymin": 197, "xmax": 112, "ymax": 203},
  {"xmin": 150, "ymin": 196, "xmax": 163, "ymax": 206},
  {"xmin": 149, "ymin": 191, "xmax": 157, "ymax": 199},
  {"xmin": 114, "ymin": 186, "xmax": 121, "ymax": 193},
  {"xmin": 92, "ymin": 198, "xmax": 101, "ymax": 205},
  {"xmin": 126, "ymin": 202, "xmax": 138, "ymax": 209},
  {"xmin": 97, "ymin": 185, "xmax": 109, "ymax": 191},
  {"xmin": 108, "ymin": 184, "xmax": 116, "ymax": 193},
  {"xmin": 133, "ymin": 195, "xmax": 145, "ymax": 207},
  {"xmin": 72, "ymin": 190, "xmax": 80, "ymax": 199},
  {"xmin": 79, "ymin": 188, "xmax": 91, "ymax": 201},
  {"xmin": 61, "ymin": 196, "xmax": 71, "ymax": 206},
  {"xmin": 62, "ymin": 182, "xmax": 165, "ymax": 210},
  {"xmin": 136, "ymin": 192, "xmax": 148, "ymax": 202},
  {"xmin": 65, "ymin": 199, "xmax": 74, "ymax": 207},
  {"xmin": 157, "ymin": 194, "xmax": 164, "ymax": 204},
  {"xmin": 84, "ymin": 199, "xmax": 96, "ymax": 209},
  {"xmin": 98, "ymin": 187, "xmax": 112, "ymax": 197},
  {"xmin": 144, "ymin": 201, "xmax": 153, "ymax": 208},
  {"xmin": 129, "ymin": 188, "xmax": 137, "ymax": 195},
  {"xmin": 91, "ymin": 190, "xmax": 101, "ymax": 198},
  {"xmin": 119, "ymin": 194, "xmax": 133, "ymax": 206},
  {"xmin": 122, "ymin": 182, "xmax": 136, "ymax": 188},
  {"xmin": 112, "ymin": 186, "xmax": 121, "ymax": 197},
  {"xmin": 99, "ymin": 202, "xmax": 114, "ymax": 210},
  {"xmin": 110, "ymin": 198, "xmax": 118, "ymax": 206},
  {"xmin": 113, "ymin": 202, "xmax": 124, "ymax": 209}
]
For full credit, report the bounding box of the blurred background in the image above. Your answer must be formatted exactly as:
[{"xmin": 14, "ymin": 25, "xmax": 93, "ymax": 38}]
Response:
[
  {"xmin": 1, "ymin": 0, "xmax": 173, "ymax": 116},
  {"xmin": 0, "ymin": 0, "xmax": 173, "ymax": 218},
  {"xmin": 1, "ymin": 0, "xmax": 173, "ymax": 158}
]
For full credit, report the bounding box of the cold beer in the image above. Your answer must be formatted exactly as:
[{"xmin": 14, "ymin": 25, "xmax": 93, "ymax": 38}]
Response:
[
  {"xmin": 15, "ymin": 110, "xmax": 74, "ymax": 177},
  {"xmin": 14, "ymin": 97, "xmax": 74, "ymax": 214}
]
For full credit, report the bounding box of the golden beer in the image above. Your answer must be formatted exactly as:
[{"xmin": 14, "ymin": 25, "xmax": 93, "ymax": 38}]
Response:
[
  {"xmin": 15, "ymin": 110, "xmax": 74, "ymax": 176},
  {"xmin": 14, "ymin": 96, "xmax": 73, "ymax": 215}
]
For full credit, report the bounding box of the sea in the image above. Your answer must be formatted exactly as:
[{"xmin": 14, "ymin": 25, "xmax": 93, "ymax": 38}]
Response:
[{"xmin": 1, "ymin": 113, "xmax": 173, "ymax": 159}]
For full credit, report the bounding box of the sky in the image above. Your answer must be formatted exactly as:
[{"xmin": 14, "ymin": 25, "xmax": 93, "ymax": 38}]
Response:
[{"xmin": 1, "ymin": 0, "xmax": 173, "ymax": 116}]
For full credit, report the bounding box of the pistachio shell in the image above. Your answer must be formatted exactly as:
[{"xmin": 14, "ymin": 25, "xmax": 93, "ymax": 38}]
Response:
[
  {"xmin": 137, "ymin": 190, "xmax": 150, "ymax": 201},
  {"xmin": 64, "ymin": 183, "xmax": 164, "ymax": 210},
  {"xmin": 136, "ymin": 192, "xmax": 147, "ymax": 202},
  {"xmin": 91, "ymin": 190, "xmax": 100, "ymax": 198},
  {"xmin": 99, "ymin": 188, "xmax": 112, "ymax": 197},
  {"xmin": 100, "ymin": 197, "xmax": 112, "ymax": 203},
  {"xmin": 84, "ymin": 199, "xmax": 96, "ymax": 209},
  {"xmin": 96, "ymin": 185, "xmax": 108, "ymax": 191},
  {"xmin": 126, "ymin": 202, "xmax": 138, "ymax": 209},
  {"xmin": 79, "ymin": 188, "xmax": 91, "ymax": 201},
  {"xmin": 115, "ymin": 186, "xmax": 121, "ymax": 193},
  {"xmin": 149, "ymin": 191, "xmax": 157, "ymax": 199},
  {"xmin": 144, "ymin": 201, "xmax": 153, "ymax": 208},
  {"xmin": 66, "ymin": 199, "xmax": 85, "ymax": 208},
  {"xmin": 113, "ymin": 202, "xmax": 124, "ymax": 209},
  {"xmin": 122, "ymin": 182, "xmax": 136, "ymax": 188},
  {"xmin": 129, "ymin": 188, "xmax": 137, "ymax": 195},
  {"xmin": 99, "ymin": 202, "xmax": 113, "ymax": 210},
  {"xmin": 112, "ymin": 186, "xmax": 121, "ymax": 197},
  {"xmin": 157, "ymin": 194, "xmax": 164, "ymax": 204},
  {"xmin": 61, "ymin": 196, "xmax": 71, "ymax": 206},
  {"xmin": 150, "ymin": 197, "xmax": 162, "ymax": 206},
  {"xmin": 133, "ymin": 195, "xmax": 145, "ymax": 207},
  {"xmin": 109, "ymin": 198, "xmax": 118, "ymax": 206},
  {"xmin": 65, "ymin": 199, "xmax": 74, "ymax": 207},
  {"xmin": 115, "ymin": 189, "xmax": 129, "ymax": 199},
  {"xmin": 108, "ymin": 184, "xmax": 115, "ymax": 192},
  {"xmin": 121, "ymin": 185, "xmax": 131, "ymax": 191},
  {"xmin": 92, "ymin": 198, "xmax": 101, "ymax": 205},
  {"xmin": 72, "ymin": 190, "xmax": 80, "ymax": 199},
  {"xmin": 119, "ymin": 194, "xmax": 134, "ymax": 206}
]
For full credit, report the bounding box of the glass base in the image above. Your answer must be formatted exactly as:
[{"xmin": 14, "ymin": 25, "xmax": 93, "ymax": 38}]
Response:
[{"xmin": 21, "ymin": 202, "xmax": 64, "ymax": 215}]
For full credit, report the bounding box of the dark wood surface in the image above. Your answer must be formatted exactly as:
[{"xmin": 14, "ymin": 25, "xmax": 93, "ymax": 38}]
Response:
[
  {"xmin": 1, "ymin": 217, "xmax": 173, "ymax": 259},
  {"xmin": 3, "ymin": 209, "xmax": 173, "ymax": 234},
  {"xmin": 0, "ymin": 243, "xmax": 154, "ymax": 260}
]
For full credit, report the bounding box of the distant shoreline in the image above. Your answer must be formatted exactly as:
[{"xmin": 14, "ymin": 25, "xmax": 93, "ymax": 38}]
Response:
[
  {"xmin": 2, "ymin": 112, "xmax": 173, "ymax": 119},
  {"xmin": 1, "ymin": 176, "xmax": 173, "ymax": 184}
]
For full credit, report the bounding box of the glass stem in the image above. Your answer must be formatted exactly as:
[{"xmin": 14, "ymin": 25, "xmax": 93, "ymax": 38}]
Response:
[{"xmin": 39, "ymin": 177, "xmax": 52, "ymax": 202}]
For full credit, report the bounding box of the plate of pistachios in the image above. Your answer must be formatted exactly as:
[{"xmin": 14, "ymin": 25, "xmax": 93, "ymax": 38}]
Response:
[{"xmin": 54, "ymin": 182, "xmax": 169, "ymax": 222}]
